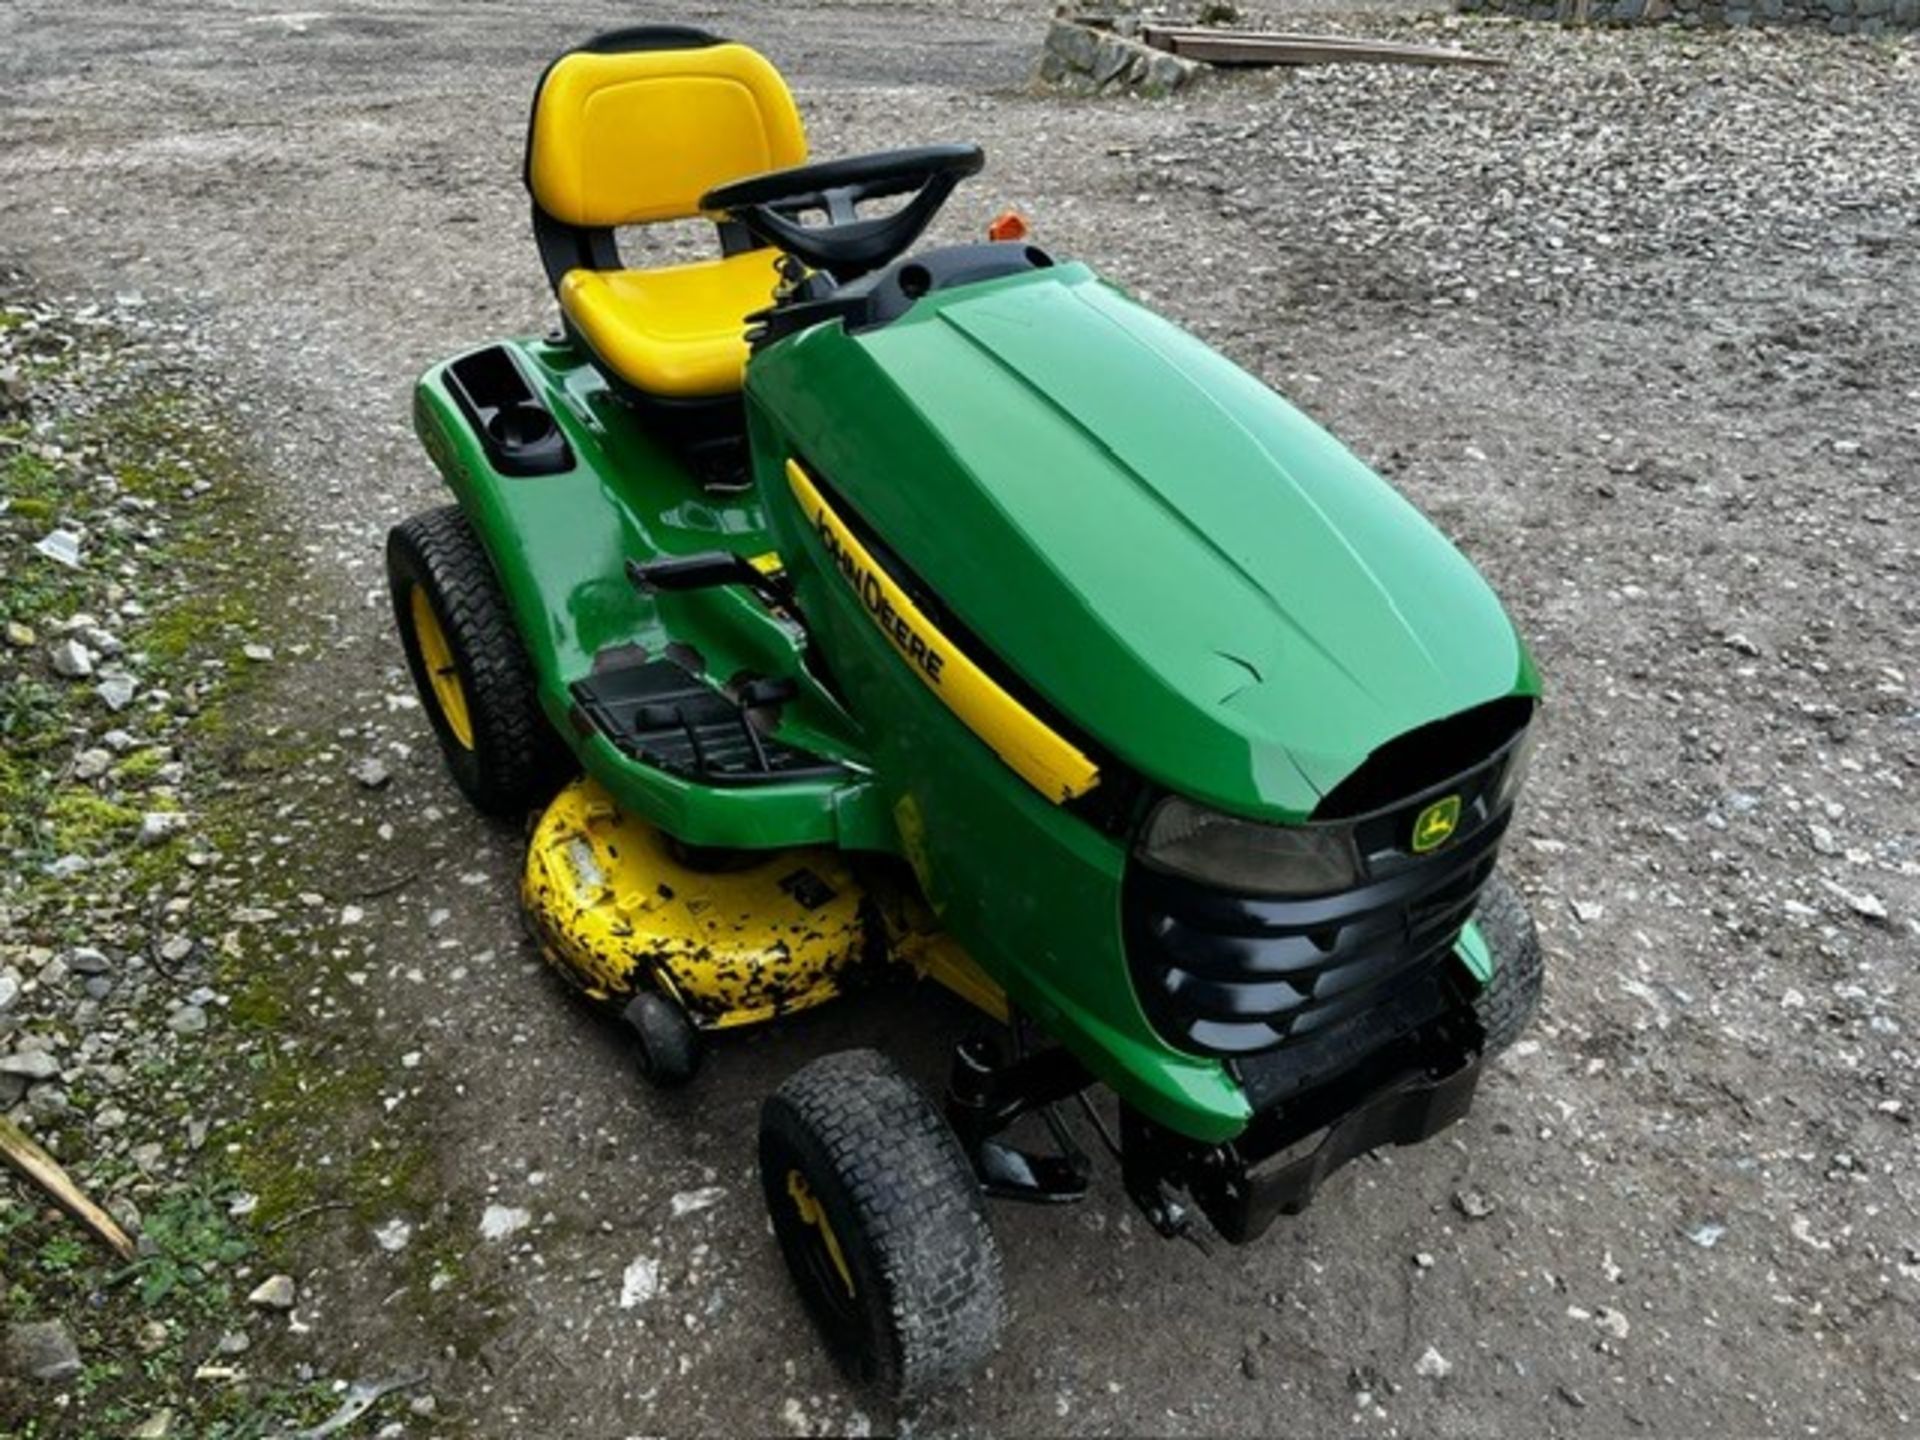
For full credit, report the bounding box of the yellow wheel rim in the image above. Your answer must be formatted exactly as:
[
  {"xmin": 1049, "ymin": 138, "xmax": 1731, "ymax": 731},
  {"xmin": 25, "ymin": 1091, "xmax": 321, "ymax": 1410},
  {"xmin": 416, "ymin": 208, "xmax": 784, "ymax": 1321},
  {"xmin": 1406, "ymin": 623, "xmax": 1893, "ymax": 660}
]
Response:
[
  {"xmin": 410, "ymin": 584, "xmax": 474, "ymax": 750},
  {"xmin": 787, "ymin": 1169, "xmax": 855, "ymax": 1297}
]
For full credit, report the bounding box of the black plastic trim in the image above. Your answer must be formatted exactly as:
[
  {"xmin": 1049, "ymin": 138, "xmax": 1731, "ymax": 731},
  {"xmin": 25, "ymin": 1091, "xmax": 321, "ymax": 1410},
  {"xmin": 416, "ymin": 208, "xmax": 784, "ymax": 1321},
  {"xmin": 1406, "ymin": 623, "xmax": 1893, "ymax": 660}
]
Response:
[
  {"xmin": 443, "ymin": 346, "xmax": 574, "ymax": 478},
  {"xmin": 750, "ymin": 242, "xmax": 1057, "ymax": 350},
  {"xmin": 529, "ymin": 205, "xmax": 622, "ymax": 294},
  {"xmin": 1201, "ymin": 1044, "xmax": 1481, "ymax": 1241},
  {"xmin": 1112, "ymin": 1000, "xmax": 1484, "ymax": 1243},
  {"xmin": 570, "ymin": 656, "xmax": 842, "ymax": 786},
  {"xmin": 1317, "ymin": 695, "xmax": 1534, "ymax": 820}
]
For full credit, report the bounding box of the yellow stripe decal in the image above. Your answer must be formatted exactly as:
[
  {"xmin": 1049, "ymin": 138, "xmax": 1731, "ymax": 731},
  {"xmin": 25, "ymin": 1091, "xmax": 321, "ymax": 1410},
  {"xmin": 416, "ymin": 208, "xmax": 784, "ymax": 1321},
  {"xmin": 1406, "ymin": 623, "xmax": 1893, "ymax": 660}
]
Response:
[{"xmin": 785, "ymin": 459, "xmax": 1100, "ymax": 804}]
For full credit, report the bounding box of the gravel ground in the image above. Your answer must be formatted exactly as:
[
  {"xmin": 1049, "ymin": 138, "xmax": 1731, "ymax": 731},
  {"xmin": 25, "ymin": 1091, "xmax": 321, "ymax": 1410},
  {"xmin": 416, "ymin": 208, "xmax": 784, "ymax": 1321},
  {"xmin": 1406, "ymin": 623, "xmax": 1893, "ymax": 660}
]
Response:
[{"xmin": 2, "ymin": 3, "xmax": 1917, "ymax": 1436}]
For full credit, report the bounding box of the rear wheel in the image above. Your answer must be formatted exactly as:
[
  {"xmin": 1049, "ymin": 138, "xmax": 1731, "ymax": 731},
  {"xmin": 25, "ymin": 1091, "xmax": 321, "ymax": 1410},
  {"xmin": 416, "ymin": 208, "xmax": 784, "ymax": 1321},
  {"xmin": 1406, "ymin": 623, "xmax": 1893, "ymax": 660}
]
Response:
[
  {"xmin": 759, "ymin": 1050, "xmax": 1004, "ymax": 1399},
  {"xmin": 387, "ymin": 505, "xmax": 567, "ymax": 816},
  {"xmin": 1471, "ymin": 869, "xmax": 1544, "ymax": 1054}
]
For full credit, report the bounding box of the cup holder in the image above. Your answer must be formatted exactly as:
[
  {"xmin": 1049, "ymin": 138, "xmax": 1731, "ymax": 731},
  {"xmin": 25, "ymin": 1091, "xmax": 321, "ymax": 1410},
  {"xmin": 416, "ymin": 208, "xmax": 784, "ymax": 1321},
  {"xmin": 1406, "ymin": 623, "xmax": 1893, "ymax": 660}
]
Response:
[
  {"xmin": 488, "ymin": 403, "xmax": 558, "ymax": 452},
  {"xmin": 445, "ymin": 346, "xmax": 575, "ymax": 478}
]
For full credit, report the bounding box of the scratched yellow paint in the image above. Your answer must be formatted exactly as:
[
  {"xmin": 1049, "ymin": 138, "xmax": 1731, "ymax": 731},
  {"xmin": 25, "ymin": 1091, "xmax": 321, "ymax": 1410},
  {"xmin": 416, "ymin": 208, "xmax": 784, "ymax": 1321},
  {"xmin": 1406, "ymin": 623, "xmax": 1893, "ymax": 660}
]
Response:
[
  {"xmin": 521, "ymin": 778, "xmax": 1009, "ymax": 1029},
  {"xmin": 521, "ymin": 779, "xmax": 866, "ymax": 1028}
]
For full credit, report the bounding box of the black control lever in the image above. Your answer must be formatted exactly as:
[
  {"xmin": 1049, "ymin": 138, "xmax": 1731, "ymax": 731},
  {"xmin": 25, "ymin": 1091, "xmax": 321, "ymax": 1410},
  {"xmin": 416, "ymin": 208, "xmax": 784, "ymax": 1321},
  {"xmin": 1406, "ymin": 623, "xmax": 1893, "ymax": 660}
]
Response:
[{"xmin": 626, "ymin": 552, "xmax": 791, "ymax": 609}]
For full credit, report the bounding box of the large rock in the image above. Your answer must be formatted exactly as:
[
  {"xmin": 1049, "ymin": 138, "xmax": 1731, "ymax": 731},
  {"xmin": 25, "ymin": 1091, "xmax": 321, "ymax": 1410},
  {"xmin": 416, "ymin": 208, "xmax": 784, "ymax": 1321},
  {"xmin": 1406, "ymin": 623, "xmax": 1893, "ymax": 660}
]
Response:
[
  {"xmin": 1144, "ymin": 50, "xmax": 1198, "ymax": 93},
  {"xmin": 5, "ymin": 1320, "xmax": 82, "ymax": 1383},
  {"xmin": 1092, "ymin": 33, "xmax": 1143, "ymax": 84},
  {"xmin": 1046, "ymin": 17, "xmax": 1100, "ymax": 71},
  {"xmin": 1039, "ymin": 19, "xmax": 1204, "ymax": 95}
]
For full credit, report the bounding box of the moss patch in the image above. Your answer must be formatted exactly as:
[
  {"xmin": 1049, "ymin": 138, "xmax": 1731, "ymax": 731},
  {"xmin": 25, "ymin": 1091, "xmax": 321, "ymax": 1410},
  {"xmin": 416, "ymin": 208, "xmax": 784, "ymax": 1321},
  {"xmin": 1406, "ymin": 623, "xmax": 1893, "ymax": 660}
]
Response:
[{"xmin": 44, "ymin": 786, "xmax": 143, "ymax": 853}]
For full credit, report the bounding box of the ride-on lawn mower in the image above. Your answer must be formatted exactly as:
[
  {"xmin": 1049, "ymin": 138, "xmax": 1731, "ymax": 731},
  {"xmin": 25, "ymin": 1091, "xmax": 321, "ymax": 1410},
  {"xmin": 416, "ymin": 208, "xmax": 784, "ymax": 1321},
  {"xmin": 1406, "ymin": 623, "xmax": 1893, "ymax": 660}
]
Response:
[{"xmin": 388, "ymin": 26, "xmax": 1545, "ymax": 1398}]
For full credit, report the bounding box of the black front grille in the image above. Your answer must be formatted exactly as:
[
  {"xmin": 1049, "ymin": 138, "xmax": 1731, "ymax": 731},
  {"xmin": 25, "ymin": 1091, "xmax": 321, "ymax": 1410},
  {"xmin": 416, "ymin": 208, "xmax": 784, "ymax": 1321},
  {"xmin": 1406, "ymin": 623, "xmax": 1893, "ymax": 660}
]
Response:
[
  {"xmin": 1123, "ymin": 808, "xmax": 1507, "ymax": 1062},
  {"xmin": 1120, "ymin": 714, "xmax": 1533, "ymax": 1072}
]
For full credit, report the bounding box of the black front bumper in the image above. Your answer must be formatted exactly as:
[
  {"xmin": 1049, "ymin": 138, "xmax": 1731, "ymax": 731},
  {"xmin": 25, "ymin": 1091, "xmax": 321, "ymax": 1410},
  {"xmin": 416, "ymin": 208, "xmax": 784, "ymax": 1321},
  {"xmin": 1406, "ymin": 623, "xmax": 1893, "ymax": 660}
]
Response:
[
  {"xmin": 1197, "ymin": 1048, "xmax": 1481, "ymax": 1243},
  {"xmin": 1117, "ymin": 998, "xmax": 1489, "ymax": 1245}
]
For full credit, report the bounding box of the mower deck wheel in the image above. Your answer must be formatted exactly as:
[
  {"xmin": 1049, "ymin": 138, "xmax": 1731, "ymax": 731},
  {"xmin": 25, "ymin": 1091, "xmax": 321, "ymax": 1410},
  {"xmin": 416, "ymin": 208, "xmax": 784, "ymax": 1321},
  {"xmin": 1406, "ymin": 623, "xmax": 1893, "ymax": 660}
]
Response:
[
  {"xmin": 1470, "ymin": 869, "xmax": 1544, "ymax": 1054},
  {"xmin": 387, "ymin": 505, "xmax": 567, "ymax": 816},
  {"xmin": 623, "ymin": 990, "xmax": 701, "ymax": 1086},
  {"xmin": 759, "ymin": 1049, "xmax": 1004, "ymax": 1400}
]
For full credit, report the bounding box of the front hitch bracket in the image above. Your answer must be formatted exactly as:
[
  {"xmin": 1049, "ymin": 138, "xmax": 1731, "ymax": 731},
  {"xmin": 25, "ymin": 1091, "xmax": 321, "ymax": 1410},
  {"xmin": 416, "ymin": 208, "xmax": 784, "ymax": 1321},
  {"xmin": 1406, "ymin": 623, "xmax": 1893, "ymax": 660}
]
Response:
[{"xmin": 945, "ymin": 1037, "xmax": 1092, "ymax": 1205}]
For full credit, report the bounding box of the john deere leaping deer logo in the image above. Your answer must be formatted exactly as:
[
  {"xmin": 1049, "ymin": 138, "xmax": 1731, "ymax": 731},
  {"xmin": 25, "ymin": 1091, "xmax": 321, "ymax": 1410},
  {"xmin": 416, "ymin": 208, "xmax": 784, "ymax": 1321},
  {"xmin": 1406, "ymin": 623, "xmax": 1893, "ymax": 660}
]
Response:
[{"xmin": 1411, "ymin": 794, "xmax": 1462, "ymax": 854}]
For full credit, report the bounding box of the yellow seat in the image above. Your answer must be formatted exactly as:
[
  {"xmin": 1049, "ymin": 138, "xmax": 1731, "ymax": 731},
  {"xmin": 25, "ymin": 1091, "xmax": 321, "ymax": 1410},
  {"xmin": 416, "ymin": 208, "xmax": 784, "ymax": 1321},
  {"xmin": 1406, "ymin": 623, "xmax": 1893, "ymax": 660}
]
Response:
[
  {"xmin": 558, "ymin": 251, "xmax": 783, "ymax": 400},
  {"xmin": 524, "ymin": 30, "xmax": 808, "ymax": 400}
]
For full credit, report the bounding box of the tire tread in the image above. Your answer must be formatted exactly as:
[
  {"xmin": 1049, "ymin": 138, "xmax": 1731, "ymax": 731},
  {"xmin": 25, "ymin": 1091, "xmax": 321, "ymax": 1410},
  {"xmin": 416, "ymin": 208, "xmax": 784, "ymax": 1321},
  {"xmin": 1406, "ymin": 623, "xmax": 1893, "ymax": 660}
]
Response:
[
  {"xmin": 387, "ymin": 505, "xmax": 564, "ymax": 815},
  {"xmin": 1472, "ymin": 869, "xmax": 1544, "ymax": 1054},
  {"xmin": 761, "ymin": 1049, "xmax": 1004, "ymax": 1398}
]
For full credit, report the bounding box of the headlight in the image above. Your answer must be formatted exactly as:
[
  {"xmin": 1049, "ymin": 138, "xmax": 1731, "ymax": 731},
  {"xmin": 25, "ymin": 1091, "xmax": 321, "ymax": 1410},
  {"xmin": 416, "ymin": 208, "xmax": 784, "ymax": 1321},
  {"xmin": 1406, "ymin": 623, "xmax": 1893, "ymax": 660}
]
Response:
[
  {"xmin": 1494, "ymin": 725, "xmax": 1537, "ymax": 812},
  {"xmin": 1138, "ymin": 797, "xmax": 1359, "ymax": 897}
]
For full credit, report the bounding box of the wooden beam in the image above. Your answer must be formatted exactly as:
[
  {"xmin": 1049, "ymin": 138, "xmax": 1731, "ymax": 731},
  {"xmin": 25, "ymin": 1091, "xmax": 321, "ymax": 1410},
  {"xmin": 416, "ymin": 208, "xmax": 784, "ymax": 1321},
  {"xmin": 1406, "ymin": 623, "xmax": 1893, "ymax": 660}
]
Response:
[
  {"xmin": 1141, "ymin": 25, "xmax": 1506, "ymax": 69},
  {"xmin": 0, "ymin": 1114, "xmax": 138, "ymax": 1261}
]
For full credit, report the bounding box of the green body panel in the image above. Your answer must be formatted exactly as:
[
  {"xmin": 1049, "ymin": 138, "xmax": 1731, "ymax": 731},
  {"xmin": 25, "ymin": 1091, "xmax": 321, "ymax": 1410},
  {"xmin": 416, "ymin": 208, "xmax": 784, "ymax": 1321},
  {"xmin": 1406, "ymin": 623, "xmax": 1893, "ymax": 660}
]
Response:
[
  {"xmin": 752, "ymin": 263, "xmax": 1537, "ymax": 821},
  {"xmin": 411, "ymin": 340, "xmax": 890, "ymax": 851}
]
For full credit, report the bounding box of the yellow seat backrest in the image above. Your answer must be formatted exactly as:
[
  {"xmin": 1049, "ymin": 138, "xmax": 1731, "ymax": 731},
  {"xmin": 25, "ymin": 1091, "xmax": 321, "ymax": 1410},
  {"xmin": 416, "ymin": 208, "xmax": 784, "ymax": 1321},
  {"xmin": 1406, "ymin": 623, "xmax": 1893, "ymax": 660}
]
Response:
[{"xmin": 527, "ymin": 38, "xmax": 807, "ymax": 231}]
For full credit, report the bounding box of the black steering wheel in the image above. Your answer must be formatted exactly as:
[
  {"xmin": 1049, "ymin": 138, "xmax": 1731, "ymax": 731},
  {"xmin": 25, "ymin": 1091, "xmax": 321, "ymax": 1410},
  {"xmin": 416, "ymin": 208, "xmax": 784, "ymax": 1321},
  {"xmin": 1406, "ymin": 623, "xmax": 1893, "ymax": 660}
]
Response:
[{"xmin": 701, "ymin": 144, "xmax": 984, "ymax": 283}]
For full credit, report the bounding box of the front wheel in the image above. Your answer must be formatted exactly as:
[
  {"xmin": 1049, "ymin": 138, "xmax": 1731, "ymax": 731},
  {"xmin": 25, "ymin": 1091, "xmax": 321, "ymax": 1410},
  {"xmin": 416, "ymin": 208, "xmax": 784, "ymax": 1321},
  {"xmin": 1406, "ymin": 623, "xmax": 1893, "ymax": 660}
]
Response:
[
  {"xmin": 387, "ymin": 506, "xmax": 567, "ymax": 816},
  {"xmin": 1470, "ymin": 869, "xmax": 1544, "ymax": 1054},
  {"xmin": 759, "ymin": 1050, "xmax": 1004, "ymax": 1399},
  {"xmin": 623, "ymin": 990, "xmax": 701, "ymax": 1087}
]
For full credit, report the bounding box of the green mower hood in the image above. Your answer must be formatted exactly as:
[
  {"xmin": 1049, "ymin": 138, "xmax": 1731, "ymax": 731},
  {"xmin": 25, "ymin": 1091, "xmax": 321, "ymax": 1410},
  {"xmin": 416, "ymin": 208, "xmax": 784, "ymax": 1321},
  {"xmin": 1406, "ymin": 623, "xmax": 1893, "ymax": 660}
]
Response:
[{"xmin": 748, "ymin": 263, "xmax": 1537, "ymax": 821}]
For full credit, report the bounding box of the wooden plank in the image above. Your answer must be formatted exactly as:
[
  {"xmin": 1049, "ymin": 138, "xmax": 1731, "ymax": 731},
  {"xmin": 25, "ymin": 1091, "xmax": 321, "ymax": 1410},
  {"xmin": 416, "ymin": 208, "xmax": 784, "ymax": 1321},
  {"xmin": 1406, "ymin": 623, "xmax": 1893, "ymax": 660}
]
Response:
[
  {"xmin": 0, "ymin": 1113, "xmax": 138, "ymax": 1261},
  {"xmin": 1141, "ymin": 25, "xmax": 1506, "ymax": 69}
]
